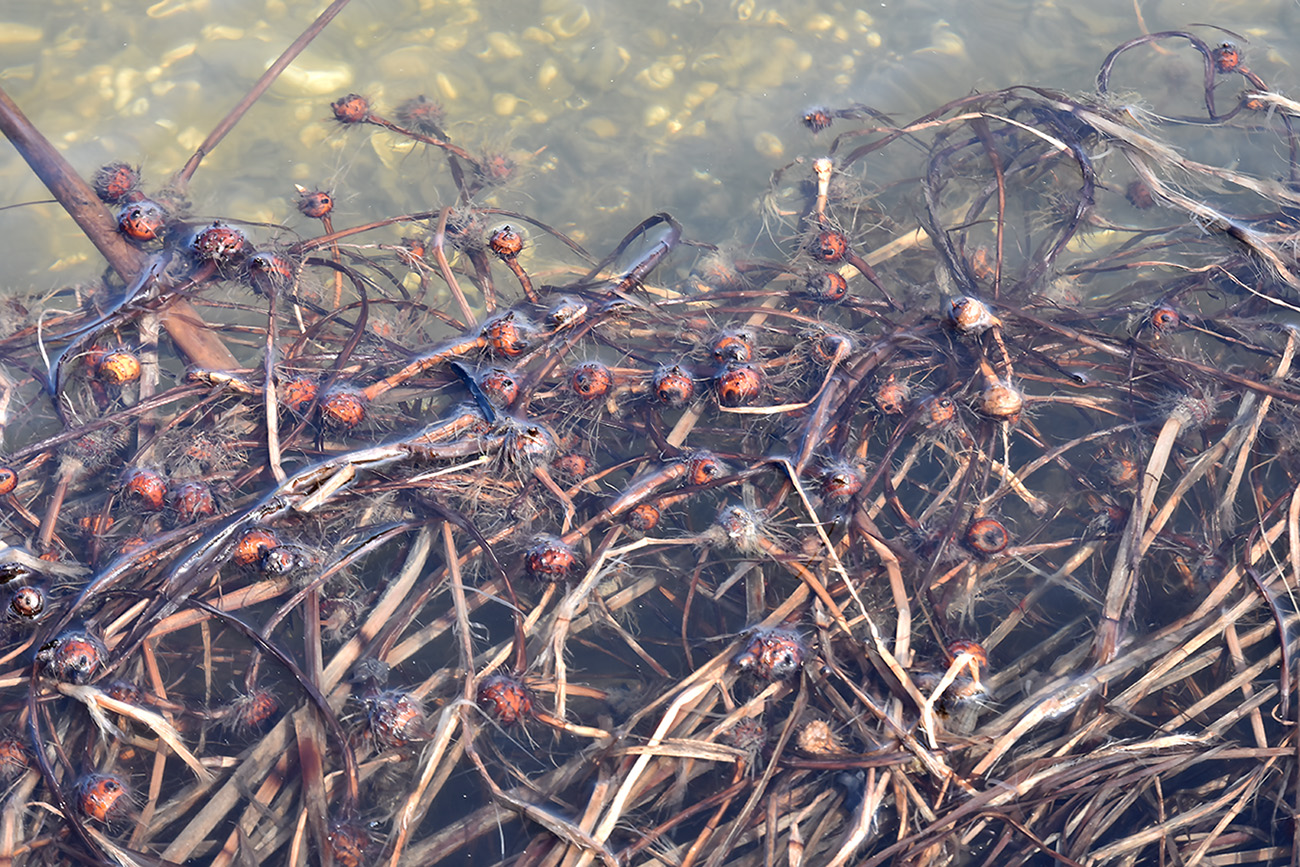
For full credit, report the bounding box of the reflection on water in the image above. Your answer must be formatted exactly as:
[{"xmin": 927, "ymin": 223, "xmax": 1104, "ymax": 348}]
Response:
[{"xmin": 0, "ymin": 0, "xmax": 1294, "ymax": 286}]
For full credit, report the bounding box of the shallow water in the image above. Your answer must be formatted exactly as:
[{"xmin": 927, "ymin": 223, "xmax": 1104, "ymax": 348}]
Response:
[
  {"xmin": 0, "ymin": 4, "xmax": 1296, "ymax": 863},
  {"xmin": 0, "ymin": 0, "xmax": 1294, "ymax": 288}
]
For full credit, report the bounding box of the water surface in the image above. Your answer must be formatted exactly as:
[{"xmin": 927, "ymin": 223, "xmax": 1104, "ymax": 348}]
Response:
[{"xmin": 0, "ymin": 0, "xmax": 1292, "ymax": 288}]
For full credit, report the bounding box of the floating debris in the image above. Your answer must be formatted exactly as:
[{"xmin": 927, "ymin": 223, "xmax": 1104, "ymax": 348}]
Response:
[{"xmin": 0, "ymin": 16, "xmax": 1294, "ymax": 867}]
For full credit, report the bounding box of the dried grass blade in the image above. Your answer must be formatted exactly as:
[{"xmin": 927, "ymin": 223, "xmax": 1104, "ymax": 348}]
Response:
[{"xmin": 59, "ymin": 683, "xmax": 213, "ymax": 783}]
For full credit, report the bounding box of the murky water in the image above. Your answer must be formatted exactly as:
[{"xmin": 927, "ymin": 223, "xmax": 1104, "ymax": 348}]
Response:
[{"xmin": 0, "ymin": 0, "xmax": 1294, "ymax": 289}]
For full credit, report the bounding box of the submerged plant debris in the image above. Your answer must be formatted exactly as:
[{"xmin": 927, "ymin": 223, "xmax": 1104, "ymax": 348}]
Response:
[{"xmin": 0, "ymin": 11, "xmax": 1299, "ymax": 867}]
